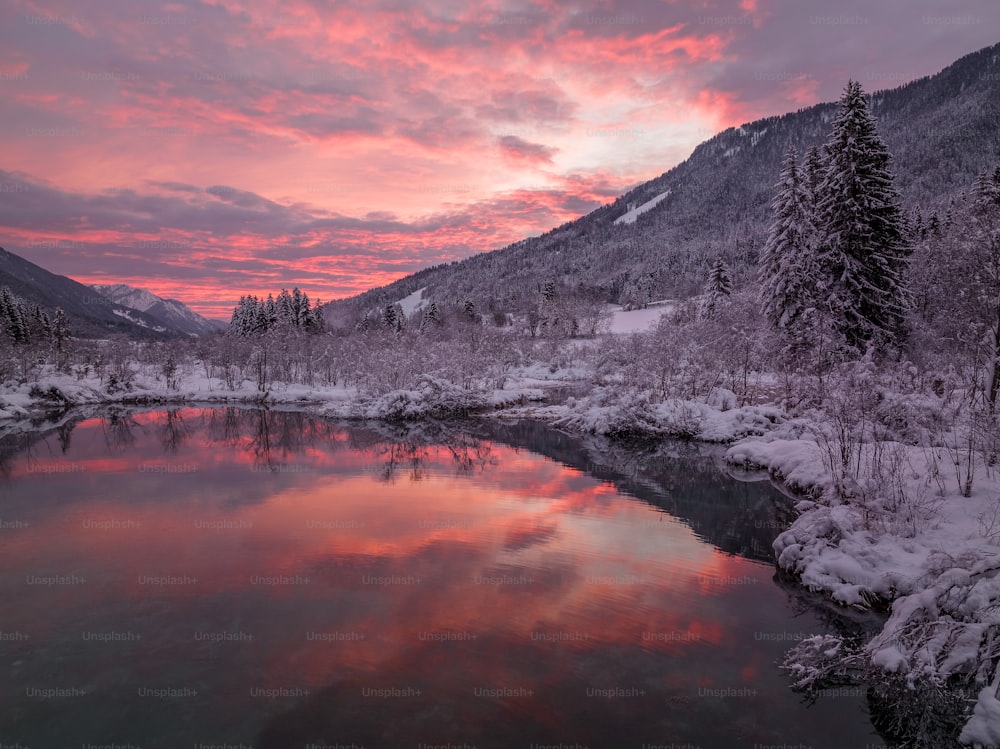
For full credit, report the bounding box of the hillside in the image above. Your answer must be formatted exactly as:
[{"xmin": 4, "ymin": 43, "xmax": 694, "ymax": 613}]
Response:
[{"xmin": 329, "ymin": 41, "xmax": 1000, "ymax": 324}]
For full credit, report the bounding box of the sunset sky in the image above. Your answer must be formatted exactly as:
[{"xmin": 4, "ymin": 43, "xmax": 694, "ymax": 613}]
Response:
[{"xmin": 0, "ymin": 0, "xmax": 997, "ymax": 319}]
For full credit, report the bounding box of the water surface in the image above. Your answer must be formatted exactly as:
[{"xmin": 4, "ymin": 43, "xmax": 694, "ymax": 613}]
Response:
[{"xmin": 0, "ymin": 407, "xmax": 885, "ymax": 748}]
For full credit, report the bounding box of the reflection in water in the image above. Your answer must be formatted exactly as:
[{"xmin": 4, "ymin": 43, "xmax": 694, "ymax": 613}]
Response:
[
  {"xmin": 0, "ymin": 408, "xmax": 886, "ymax": 749},
  {"xmin": 101, "ymin": 408, "xmax": 139, "ymax": 452}
]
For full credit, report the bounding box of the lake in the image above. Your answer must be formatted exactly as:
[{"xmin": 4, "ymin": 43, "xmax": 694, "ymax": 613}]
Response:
[{"xmin": 0, "ymin": 407, "xmax": 888, "ymax": 748}]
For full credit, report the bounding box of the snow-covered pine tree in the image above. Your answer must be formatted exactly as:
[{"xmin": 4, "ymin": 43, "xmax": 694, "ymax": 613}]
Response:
[
  {"xmin": 291, "ymin": 288, "xmax": 304, "ymax": 327},
  {"xmin": 0, "ymin": 286, "xmax": 11, "ymax": 342},
  {"xmin": 247, "ymin": 296, "xmax": 265, "ymax": 335},
  {"xmin": 814, "ymin": 80, "xmax": 910, "ymax": 353},
  {"xmin": 803, "ymin": 145, "xmax": 825, "ymax": 213},
  {"xmin": 966, "ymin": 165, "xmax": 1000, "ymax": 409},
  {"xmin": 382, "ymin": 304, "xmax": 397, "ymax": 330},
  {"xmin": 276, "ymin": 289, "xmax": 295, "ymax": 329},
  {"xmin": 1, "ymin": 287, "xmax": 30, "ymax": 344},
  {"xmin": 52, "ymin": 308, "xmax": 69, "ymax": 351},
  {"xmin": 759, "ymin": 146, "xmax": 820, "ymax": 337},
  {"xmin": 702, "ymin": 257, "xmax": 732, "ymax": 318},
  {"xmin": 264, "ymin": 294, "xmax": 277, "ymax": 329},
  {"xmin": 420, "ymin": 301, "xmax": 442, "ymax": 332},
  {"xmin": 297, "ymin": 290, "xmax": 311, "ymax": 329},
  {"xmin": 306, "ymin": 299, "xmax": 325, "ymax": 333},
  {"xmin": 973, "ymin": 166, "xmax": 1000, "ymax": 209},
  {"xmin": 463, "ymin": 299, "xmax": 477, "ymax": 322},
  {"xmin": 228, "ymin": 295, "xmax": 246, "ymax": 336}
]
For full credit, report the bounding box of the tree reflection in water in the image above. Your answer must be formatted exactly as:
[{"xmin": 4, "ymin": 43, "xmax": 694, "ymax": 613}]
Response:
[
  {"xmin": 100, "ymin": 407, "xmax": 139, "ymax": 452},
  {"xmin": 159, "ymin": 408, "xmax": 190, "ymax": 454}
]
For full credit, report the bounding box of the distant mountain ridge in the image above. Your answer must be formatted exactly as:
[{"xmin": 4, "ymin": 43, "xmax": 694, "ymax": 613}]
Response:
[
  {"xmin": 0, "ymin": 246, "xmax": 180, "ymax": 339},
  {"xmin": 90, "ymin": 283, "xmax": 220, "ymax": 336},
  {"xmin": 329, "ymin": 41, "xmax": 1000, "ymax": 322}
]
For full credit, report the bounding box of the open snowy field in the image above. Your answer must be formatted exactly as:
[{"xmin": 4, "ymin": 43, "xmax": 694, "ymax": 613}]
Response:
[{"xmin": 606, "ymin": 301, "xmax": 675, "ymax": 334}]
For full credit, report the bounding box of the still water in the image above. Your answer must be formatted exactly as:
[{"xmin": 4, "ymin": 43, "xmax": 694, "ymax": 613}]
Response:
[{"xmin": 0, "ymin": 407, "xmax": 885, "ymax": 748}]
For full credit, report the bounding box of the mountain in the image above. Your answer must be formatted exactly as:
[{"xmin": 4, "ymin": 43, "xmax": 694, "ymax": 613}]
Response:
[
  {"xmin": 90, "ymin": 283, "xmax": 221, "ymax": 337},
  {"xmin": 329, "ymin": 41, "xmax": 1000, "ymax": 322},
  {"xmin": 0, "ymin": 246, "xmax": 183, "ymax": 339}
]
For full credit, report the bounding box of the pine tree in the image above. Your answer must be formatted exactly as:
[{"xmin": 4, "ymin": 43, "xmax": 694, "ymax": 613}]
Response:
[
  {"xmin": 427, "ymin": 301, "xmax": 441, "ymax": 325},
  {"xmin": 291, "ymin": 288, "xmax": 304, "ymax": 327},
  {"xmin": 276, "ymin": 289, "xmax": 295, "ymax": 329},
  {"xmin": 264, "ymin": 294, "xmax": 277, "ymax": 329},
  {"xmin": 463, "ymin": 299, "xmax": 477, "ymax": 322},
  {"xmin": 973, "ymin": 167, "xmax": 1000, "ymax": 209},
  {"xmin": 228, "ymin": 295, "xmax": 246, "ymax": 336},
  {"xmin": 420, "ymin": 301, "xmax": 442, "ymax": 332},
  {"xmin": 306, "ymin": 299, "xmax": 325, "ymax": 333},
  {"xmin": 814, "ymin": 80, "xmax": 910, "ymax": 353},
  {"xmin": 970, "ymin": 166, "xmax": 1000, "ymax": 410},
  {"xmin": 382, "ymin": 304, "xmax": 397, "ymax": 330},
  {"xmin": 1, "ymin": 286, "xmax": 29, "ymax": 344},
  {"xmin": 296, "ymin": 290, "xmax": 311, "ymax": 328},
  {"xmin": 702, "ymin": 257, "xmax": 732, "ymax": 318},
  {"xmin": 252, "ymin": 300, "xmax": 268, "ymax": 335},
  {"xmin": 759, "ymin": 146, "xmax": 820, "ymax": 335},
  {"xmin": 803, "ymin": 145, "xmax": 825, "ymax": 212},
  {"xmin": 52, "ymin": 308, "xmax": 69, "ymax": 352}
]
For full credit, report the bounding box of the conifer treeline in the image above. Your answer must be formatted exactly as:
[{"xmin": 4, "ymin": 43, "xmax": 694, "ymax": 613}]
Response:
[
  {"xmin": 227, "ymin": 287, "xmax": 325, "ymax": 337},
  {"xmin": 0, "ymin": 285, "xmax": 69, "ymax": 349},
  {"xmin": 759, "ymin": 80, "xmax": 910, "ymax": 356}
]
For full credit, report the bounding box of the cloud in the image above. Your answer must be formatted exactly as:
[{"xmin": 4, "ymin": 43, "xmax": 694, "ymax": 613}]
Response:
[
  {"xmin": 0, "ymin": 168, "xmax": 630, "ymax": 317},
  {"xmin": 497, "ymin": 135, "xmax": 558, "ymax": 165}
]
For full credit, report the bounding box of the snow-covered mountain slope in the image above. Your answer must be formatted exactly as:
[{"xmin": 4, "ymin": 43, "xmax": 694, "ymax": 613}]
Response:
[
  {"xmin": 111, "ymin": 307, "xmax": 167, "ymax": 332},
  {"xmin": 613, "ymin": 191, "xmax": 671, "ymax": 225},
  {"xmin": 91, "ymin": 283, "xmax": 220, "ymax": 336},
  {"xmin": 397, "ymin": 287, "xmax": 427, "ymax": 317}
]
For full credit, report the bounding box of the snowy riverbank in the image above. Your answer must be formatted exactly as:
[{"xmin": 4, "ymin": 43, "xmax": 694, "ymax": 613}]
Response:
[
  {"xmin": 726, "ymin": 437, "xmax": 1000, "ymax": 747},
  {"xmin": 0, "ymin": 364, "xmax": 551, "ymax": 428}
]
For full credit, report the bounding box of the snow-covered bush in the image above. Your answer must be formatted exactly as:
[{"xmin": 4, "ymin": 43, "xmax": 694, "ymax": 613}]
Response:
[{"xmin": 360, "ymin": 376, "xmax": 488, "ymax": 420}]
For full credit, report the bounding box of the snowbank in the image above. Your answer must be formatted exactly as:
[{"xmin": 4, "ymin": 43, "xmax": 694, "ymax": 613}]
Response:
[
  {"xmin": 502, "ymin": 386, "xmax": 786, "ymax": 442},
  {"xmin": 0, "ymin": 365, "xmax": 549, "ymax": 434},
  {"xmin": 727, "ymin": 433, "xmax": 1000, "ymax": 744},
  {"xmin": 319, "ymin": 376, "xmax": 544, "ymax": 421}
]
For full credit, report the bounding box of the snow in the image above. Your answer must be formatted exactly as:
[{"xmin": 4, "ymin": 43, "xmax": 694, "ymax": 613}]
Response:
[
  {"xmin": 397, "ymin": 287, "xmax": 427, "ymax": 317},
  {"xmin": 93, "ymin": 283, "xmax": 163, "ymax": 312},
  {"xmin": 606, "ymin": 303, "xmax": 674, "ymax": 333},
  {"xmin": 494, "ymin": 385, "xmax": 786, "ymax": 443},
  {"xmin": 0, "ymin": 361, "xmax": 548, "ymax": 432},
  {"xmin": 613, "ymin": 190, "xmax": 670, "ymax": 225},
  {"xmin": 111, "ymin": 308, "xmax": 167, "ymax": 332},
  {"xmin": 961, "ymin": 686, "xmax": 1000, "ymax": 746}
]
